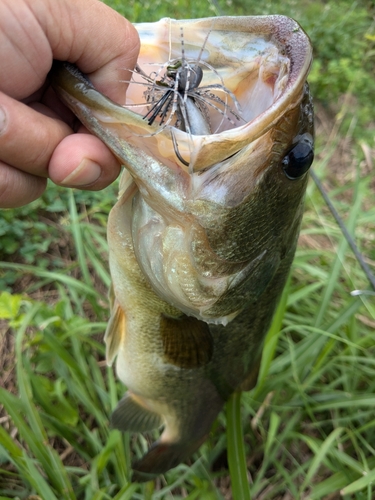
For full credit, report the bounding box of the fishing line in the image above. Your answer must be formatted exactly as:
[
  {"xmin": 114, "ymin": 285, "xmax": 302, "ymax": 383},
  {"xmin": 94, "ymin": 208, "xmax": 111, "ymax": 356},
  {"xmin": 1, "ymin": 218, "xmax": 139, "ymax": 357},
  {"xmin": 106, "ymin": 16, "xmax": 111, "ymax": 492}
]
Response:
[{"xmin": 310, "ymin": 170, "xmax": 375, "ymax": 293}]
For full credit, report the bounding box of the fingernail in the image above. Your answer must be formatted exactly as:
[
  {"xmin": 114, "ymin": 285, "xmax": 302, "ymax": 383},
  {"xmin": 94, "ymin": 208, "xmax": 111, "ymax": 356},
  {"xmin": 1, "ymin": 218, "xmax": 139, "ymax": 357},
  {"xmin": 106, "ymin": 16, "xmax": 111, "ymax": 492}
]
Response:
[
  {"xmin": 0, "ymin": 105, "xmax": 7, "ymax": 136},
  {"xmin": 60, "ymin": 158, "xmax": 101, "ymax": 186}
]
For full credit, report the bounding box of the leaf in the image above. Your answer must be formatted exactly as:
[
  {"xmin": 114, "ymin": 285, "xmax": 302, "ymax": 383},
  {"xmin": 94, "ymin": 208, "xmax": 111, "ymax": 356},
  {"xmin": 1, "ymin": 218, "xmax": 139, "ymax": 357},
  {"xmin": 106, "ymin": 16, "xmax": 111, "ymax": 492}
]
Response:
[
  {"xmin": 340, "ymin": 468, "xmax": 375, "ymax": 495},
  {"xmin": 0, "ymin": 291, "xmax": 22, "ymax": 319}
]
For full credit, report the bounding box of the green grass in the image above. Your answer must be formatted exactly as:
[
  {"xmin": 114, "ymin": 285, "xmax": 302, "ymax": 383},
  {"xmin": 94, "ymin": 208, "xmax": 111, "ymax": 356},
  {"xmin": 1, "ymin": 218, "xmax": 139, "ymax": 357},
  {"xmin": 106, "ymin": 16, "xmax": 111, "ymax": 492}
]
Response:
[{"xmin": 1, "ymin": 0, "xmax": 375, "ymax": 498}]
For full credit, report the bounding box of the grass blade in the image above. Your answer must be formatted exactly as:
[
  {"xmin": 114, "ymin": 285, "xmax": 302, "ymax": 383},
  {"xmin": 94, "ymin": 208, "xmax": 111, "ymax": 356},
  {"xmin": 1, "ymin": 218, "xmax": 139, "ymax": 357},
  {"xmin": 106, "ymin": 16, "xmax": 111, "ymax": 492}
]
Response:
[
  {"xmin": 68, "ymin": 190, "xmax": 92, "ymax": 286},
  {"xmin": 226, "ymin": 392, "xmax": 251, "ymax": 500}
]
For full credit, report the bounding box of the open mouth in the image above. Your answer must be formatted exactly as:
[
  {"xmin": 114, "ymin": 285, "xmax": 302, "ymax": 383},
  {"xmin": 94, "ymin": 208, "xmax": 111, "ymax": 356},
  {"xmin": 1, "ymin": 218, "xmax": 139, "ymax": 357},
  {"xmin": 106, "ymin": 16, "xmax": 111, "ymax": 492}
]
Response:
[
  {"xmin": 49, "ymin": 17, "xmax": 312, "ymax": 174},
  {"xmin": 125, "ymin": 19, "xmax": 291, "ymax": 136},
  {"xmin": 113, "ymin": 17, "xmax": 312, "ymax": 172}
]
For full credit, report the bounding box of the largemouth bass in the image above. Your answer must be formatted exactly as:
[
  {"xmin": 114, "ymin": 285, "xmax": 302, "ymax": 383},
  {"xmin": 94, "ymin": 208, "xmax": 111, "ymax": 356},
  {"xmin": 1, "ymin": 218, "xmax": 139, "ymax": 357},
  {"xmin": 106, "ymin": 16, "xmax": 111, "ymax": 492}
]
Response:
[{"xmin": 49, "ymin": 16, "xmax": 314, "ymax": 481}]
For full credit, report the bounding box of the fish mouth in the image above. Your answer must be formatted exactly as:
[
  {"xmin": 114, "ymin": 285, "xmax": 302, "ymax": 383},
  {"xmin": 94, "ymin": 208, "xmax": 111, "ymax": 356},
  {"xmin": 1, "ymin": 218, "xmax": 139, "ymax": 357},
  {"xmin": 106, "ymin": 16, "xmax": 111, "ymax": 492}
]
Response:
[
  {"xmin": 122, "ymin": 16, "xmax": 313, "ymax": 170},
  {"xmin": 51, "ymin": 16, "xmax": 312, "ymax": 174}
]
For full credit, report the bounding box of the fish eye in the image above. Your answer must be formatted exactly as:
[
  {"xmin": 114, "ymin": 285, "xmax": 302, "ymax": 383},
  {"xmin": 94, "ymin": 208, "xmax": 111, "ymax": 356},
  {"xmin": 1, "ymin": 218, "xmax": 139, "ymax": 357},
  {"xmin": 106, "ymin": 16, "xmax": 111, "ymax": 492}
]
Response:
[{"xmin": 282, "ymin": 136, "xmax": 314, "ymax": 180}]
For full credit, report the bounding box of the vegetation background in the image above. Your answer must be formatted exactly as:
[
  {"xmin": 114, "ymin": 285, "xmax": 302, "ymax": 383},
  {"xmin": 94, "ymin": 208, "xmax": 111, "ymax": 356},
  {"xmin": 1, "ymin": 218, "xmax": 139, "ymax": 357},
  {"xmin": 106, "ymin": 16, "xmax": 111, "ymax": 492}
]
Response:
[{"xmin": 1, "ymin": 0, "xmax": 374, "ymax": 498}]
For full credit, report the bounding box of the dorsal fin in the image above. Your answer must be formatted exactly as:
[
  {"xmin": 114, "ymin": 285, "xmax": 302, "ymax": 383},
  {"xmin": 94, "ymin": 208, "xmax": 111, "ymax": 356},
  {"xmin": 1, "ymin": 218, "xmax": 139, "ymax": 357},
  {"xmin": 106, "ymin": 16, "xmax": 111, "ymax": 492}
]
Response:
[
  {"xmin": 131, "ymin": 442, "xmax": 185, "ymax": 483},
  {"xmin": 131, "ymin": 433, "xmax": 208, "ymax": 482},
  {"xmin": 111, "ymin": 392, "xmax": 163, "ymax": 432},
  {"xmin": 160, "ymin": 314, "xmax": 214, "ymax": 369}
]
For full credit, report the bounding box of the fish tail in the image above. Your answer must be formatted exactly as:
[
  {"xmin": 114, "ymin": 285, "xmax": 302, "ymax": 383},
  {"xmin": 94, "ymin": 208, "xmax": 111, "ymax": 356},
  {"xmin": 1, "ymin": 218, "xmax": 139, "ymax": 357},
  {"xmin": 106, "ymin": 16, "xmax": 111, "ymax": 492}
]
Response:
[{"xmin": 131, "ymin": 437, "xmax": 206, "ymax": 482}]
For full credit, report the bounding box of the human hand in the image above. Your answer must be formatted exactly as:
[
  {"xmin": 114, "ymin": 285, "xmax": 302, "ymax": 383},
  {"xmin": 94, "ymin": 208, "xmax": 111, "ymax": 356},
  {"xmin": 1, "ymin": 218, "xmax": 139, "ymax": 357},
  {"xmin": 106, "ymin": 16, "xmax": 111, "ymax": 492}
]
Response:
[{"xmin": 0, "ymin": 0, "xmax": 139, "ymax": 208}]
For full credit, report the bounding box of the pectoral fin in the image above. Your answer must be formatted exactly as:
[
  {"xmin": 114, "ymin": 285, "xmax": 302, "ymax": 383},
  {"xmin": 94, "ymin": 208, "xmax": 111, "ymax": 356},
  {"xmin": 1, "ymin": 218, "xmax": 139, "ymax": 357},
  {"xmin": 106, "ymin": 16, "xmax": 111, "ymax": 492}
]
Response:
[
  {"xmin": 104, "ymin": 289, "xmax": 125, "ymax": 366},
  {"xmin": 160, "ymin": 314, "xmax": 214, "ymax": 369},
  {"xmin": 111, "ymin": 392, "xmax": 163, "ymax": 433}
]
